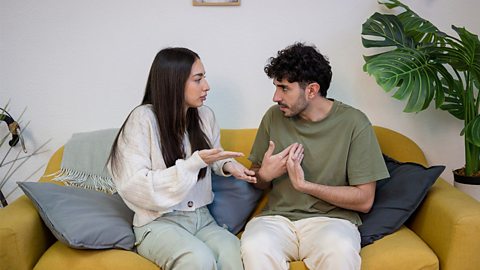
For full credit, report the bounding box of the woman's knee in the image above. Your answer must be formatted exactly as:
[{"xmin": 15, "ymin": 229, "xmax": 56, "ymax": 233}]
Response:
[
  {"xmin": 134, "ymin": 226, "xmax": 217, "ymax": 269},
  {"xmin": 176, "ymin": 248, "xmax": 217, "ymax": 269},
  {"xmin": 218, "ymin": 233, "xmax": 241, "ymax": 255}
]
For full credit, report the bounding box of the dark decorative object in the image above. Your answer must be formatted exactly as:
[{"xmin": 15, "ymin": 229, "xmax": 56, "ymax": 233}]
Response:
[{"xmin": 0, "ymin": 103, "xmax": 49, "ymax": 207}]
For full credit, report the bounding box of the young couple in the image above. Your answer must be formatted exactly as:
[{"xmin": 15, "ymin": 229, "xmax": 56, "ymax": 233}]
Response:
[{"xmin": 108, "ymin": 43, "xmax": 389, "ymax": 270}]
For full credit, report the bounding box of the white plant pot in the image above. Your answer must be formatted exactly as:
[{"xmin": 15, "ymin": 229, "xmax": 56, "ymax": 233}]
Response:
[{"xmin": 454, "ymin": 181, "xmax": 480, "ymax": 201}]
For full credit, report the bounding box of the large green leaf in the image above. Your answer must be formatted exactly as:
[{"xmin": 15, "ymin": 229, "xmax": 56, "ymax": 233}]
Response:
[
  {"xmin": 464, "ymin": 115, "xmax": 480, "ymax": 147},
  {"xmin": 364, "ymin": 48, "xmax": 445, "ymax": 112},
  {"xmin": 433, "ymin": 29, "xmax": 480, "ymax": 74},
  {"xmin": 363, "ymin": 14, "xmax": 448, "ymax": 112},
  {"xmin": 378, "ymin": 0, "xmax": 444, "ymax": 45},
  {"xmin": 436, "ymin": 28, "xmax": 480, "ymax": 121},
  {"xmin": 362, "ymin": 12, "xmax": 414, "ymax": 49},
  {"xmin": 440, "ymin": 79, "xmax": 464, "ymax": 120},
  {"xmin": 452, "ymin": 26, "xmax": 480, "ymax": 80},
  {"xmin": 378, "ymin": 0, "xmax": 407, "ymax": 10}
]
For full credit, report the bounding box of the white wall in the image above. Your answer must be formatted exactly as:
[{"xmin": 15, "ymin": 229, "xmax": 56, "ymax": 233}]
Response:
[{"xmin": 1, "ymin": 0, "xmax": 479, "ymax": 202}]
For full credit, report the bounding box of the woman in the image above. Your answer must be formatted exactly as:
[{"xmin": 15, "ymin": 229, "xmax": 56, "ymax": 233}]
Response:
[{"xmin": 108, "ymin": 47, "xmax": 255, "ymax": 270}]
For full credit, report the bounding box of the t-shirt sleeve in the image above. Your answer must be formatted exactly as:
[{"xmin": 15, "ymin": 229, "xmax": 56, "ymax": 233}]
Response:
[
  {"xmin": 248, "ymin": 109, "xmax": 272, "ymax": 166},
  {"xmin": 347, "ymin": 124, "xmax": 390, "ymax": 185}
]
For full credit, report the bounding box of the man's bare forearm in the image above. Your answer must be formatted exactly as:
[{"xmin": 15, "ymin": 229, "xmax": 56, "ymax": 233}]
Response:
[{"xmin": 297, "ymin": 180, "xmax": 376, "ymax": 213}]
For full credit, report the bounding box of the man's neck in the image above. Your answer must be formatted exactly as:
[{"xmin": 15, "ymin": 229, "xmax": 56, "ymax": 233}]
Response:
[{"xmin": 299, "ymin": 97, "xmax": 334, "ymax": 122}]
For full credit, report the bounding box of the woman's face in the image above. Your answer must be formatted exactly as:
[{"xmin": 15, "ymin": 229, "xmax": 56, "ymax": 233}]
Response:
[{"xmin": 185, "ymin": 59, "xmax": 210, "ymax": 109}]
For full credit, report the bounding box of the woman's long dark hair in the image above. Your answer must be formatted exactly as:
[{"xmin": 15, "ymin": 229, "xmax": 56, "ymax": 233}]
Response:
[{"xmin": 109, "ymin": 47, "xmax": 211, "ymax": 179}]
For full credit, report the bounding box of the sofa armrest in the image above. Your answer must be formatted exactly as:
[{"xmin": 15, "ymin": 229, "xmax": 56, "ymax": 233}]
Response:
[
  {"xmin": 408, "ymin": 178, "xmax": 480, "ymax": 270},
  {"xmin": 0, "ymin": 195, "xmax": 55, "ymax": 270}
]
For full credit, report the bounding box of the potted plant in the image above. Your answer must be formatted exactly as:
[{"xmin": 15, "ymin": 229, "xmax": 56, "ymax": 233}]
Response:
[{"xmin": 361, "ymin": 0, "xmax": 480, "ymax": 199}]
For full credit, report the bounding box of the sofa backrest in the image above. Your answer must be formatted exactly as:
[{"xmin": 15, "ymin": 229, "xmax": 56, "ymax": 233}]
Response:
[
  {"xmin": 373, "ymin": 126, "xmax": 427, "ymax": 166},
  {"xmin": 220, "ymin": 129, "xmax": 257, "ymax": 168},
  {"xmin": 41, "ymin": 126, "xmax": 427, "ymax": 183},
  {"xmin": 40, "ymin": 146, "xmax": 64, "ymax": 184},
  {"xmin": 220, "ymin": 126, "xmax": 428, "ymax": 167}
]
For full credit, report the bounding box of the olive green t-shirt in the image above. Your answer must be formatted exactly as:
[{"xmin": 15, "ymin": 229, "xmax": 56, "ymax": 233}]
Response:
[{"xmin": 249, "ymin": 100, "xmax": 389, "ymax": 225}]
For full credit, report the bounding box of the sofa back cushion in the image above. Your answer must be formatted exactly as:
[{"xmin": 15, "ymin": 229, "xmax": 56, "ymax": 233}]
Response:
[
  {"xmin": 208, "ymin": 174, "xmax": 263, "ymax": 234},
  {"xmin": 19, "ymin": 182, "xmax": 135, "ymax": 250},
  {"xmin": 358, "ymin": 155, "xmax": 445, "ymax": 246}
]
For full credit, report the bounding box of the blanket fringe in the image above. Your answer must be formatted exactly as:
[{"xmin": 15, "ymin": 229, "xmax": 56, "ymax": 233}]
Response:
[{"xmin": 49, "ymin": 168, "xmax": 116, "ymax": 194}]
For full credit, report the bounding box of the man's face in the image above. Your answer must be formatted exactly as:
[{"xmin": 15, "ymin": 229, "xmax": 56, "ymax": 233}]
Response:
[{"xmin": 272, "ymin": 78, "xmax": 308, "ymax": 117}]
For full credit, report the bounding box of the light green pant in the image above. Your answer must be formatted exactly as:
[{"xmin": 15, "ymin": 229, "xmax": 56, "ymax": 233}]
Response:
[{"xmin": 134, "ymin": 206, "xmax": 243, "ymax": 270}]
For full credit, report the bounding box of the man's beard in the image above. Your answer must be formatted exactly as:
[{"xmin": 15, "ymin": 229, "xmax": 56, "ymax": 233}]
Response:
[{"xmin": 278, "ymin": 98, "xmax": 307, "ymax": 118}]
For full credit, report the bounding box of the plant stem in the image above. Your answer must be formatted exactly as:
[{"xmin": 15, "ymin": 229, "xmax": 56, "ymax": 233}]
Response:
[
  {"xmin": 464, "ymin": 71, "xmax": 480, "ymax": 175},
  {"xmin": 0, "ymin": 189, "xmax": 7, "ymax": 207}
]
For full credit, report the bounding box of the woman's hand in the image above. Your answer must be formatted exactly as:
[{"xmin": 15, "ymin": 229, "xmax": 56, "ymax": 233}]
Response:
[
  {"xmin": 198, "ymin": 148, "xmax": 243, "ymax": 164},
  {"xmin": 223, "ymin": 161, "xmax": 257, "ymax": 183}
]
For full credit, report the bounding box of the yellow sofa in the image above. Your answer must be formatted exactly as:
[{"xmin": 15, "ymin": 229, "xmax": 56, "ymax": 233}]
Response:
[{"xmin": 1, "ymin": 126, "xmax": 480, "ymax": 270}]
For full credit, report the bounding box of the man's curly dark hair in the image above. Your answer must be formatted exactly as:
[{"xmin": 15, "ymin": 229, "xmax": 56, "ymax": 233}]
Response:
[{"xmin": 264, "ymin": 42, "xmax": 332, "ymax": 97}]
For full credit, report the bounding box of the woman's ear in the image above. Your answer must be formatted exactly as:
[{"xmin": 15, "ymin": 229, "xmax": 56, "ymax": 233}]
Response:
[{"xmin": 306, "ymin": 83, "xmax": 320, "ymax": 99}]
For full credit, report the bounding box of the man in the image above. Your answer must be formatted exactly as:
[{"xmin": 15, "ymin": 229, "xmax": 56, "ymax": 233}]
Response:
[{"xmin": 240, "ymin": 43, "xmax": 389, "ymax": 270}]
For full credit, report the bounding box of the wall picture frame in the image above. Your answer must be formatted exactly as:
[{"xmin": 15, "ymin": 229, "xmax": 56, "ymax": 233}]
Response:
[{"xmin": 193, "ymin": 0, "xmax": 240, "ymax": 6}]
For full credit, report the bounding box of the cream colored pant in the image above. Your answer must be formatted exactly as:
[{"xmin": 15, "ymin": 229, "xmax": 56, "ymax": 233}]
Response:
[{"xmin": 240, "ymin": 215, "xmax": 361, "ymax": 270}]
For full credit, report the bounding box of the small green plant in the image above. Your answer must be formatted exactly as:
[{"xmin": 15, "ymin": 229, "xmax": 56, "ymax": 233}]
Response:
[
  {"xmin": 362, "ymin": 0, "xmax": 480, "ymax": 176},
  {"xmin": 0, "ymin": 102, "xmax": 49, "ymax": 206}
]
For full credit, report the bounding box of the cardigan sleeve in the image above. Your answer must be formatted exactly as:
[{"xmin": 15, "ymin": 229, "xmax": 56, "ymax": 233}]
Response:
[{"xmin": 111, "ymin": 106, "xmax": 207, "ymax": 213}]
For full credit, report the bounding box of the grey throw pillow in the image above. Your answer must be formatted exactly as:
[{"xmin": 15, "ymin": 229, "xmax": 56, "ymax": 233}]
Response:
[
  {"xmin": 358, "ymin": 155, "xmax": 445, "ymax": 247},
  {"xmin": 19, "ymin": 182, "xmax": 135, "ymax": 250},
  {"xmin": 208, "ymin": 174, "xmax": 263, "ymax": 234}
]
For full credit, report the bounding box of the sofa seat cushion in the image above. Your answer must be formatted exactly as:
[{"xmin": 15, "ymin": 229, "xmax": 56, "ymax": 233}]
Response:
[
  {"xmin": 284, "ymin": 226, "xmax": 438, "ymax": 270},
  {"xmin": 360, "ymin": 226, "xmax": 439, "ymax": 270},
  {"xmin": 34, "ymin": 241, "xmax": 159, "ymax": 270},
  {"xmin": 32, "ymin": 241, "xmax": 310, "ymax": 270},
  {"xmin": 289, "ymin": 261, "xmax": 308, "ymax": 270}
]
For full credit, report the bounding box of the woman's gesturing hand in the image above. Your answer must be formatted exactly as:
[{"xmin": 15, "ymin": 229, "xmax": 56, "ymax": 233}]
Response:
[
  {"xmin": 223, "ymin": 161, "xmax": 257, "ymax": 183},
  {"xmin": 198, "ymin": 148, "xmax": 243, "ymax": 164}
]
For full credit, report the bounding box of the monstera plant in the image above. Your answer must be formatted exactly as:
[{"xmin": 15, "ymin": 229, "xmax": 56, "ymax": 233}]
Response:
[{"xmin": 362, "ymin": 0, "xmax": 480, "ymax": 181}]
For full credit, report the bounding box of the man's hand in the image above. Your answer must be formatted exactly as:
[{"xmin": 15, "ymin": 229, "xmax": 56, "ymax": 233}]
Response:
[
  {"xmin": 257, "ymin": 141, "xmax": 295, "ymax": 182},
  {"xmin": 286, "ymin": 143, "xmax": 306, "ymax": 191},
  {"xmin": 223, "ymin": 161, "xmax": 257, "ymax": 183}
]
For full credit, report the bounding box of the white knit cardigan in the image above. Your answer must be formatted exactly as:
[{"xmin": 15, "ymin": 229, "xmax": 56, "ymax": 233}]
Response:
[{"xmin": 109, "ymin": 104, "xmax": 231, "ymax": 227}]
